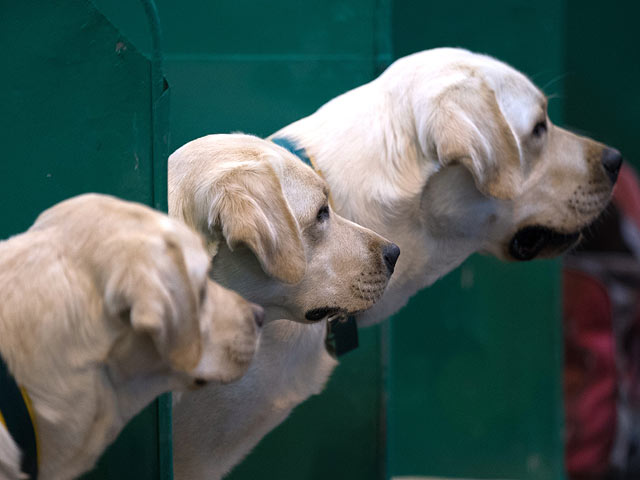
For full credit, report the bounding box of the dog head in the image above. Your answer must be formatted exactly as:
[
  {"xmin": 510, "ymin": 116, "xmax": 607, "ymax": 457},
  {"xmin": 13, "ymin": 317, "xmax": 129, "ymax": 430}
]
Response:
[
  {"xmin": 31, "ymin": 194, "xmax": 262, "ymax": 385},
  {"xmin": 407, "ymin": 48, "xmax": 621, "ymax": 261},
  {"xmin": 169, "ymin": 134, "xmax": 398, "ymax": 324}
]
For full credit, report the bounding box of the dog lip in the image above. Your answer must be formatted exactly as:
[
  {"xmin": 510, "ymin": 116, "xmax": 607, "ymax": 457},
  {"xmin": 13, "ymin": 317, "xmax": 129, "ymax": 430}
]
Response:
[
  {"xmin": 509, "ymin": 225, "xmax": 580, "ymax": 261},
  {"xmin": 304, "ymin": 307, "xmax": 343, "ymax": 322}
]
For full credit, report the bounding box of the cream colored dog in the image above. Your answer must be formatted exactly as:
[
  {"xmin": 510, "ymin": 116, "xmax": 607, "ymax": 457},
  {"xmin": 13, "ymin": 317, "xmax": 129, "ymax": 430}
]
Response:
[
  {"xmin": 272, "ymin": 47, "xmax": 623, "ymax": 326},
  {"xmin": 0, "ymin": 194, "xmax": 262, "ymax": 480},
  {"xmin": 168, "ymin": 134, "xmax": 398, "ymax": 479}
]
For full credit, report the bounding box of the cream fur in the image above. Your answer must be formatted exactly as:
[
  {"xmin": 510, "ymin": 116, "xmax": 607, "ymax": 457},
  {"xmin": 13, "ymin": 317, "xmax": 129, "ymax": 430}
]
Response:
[
  {"xmin": 169, "ymin": 134, "xmax": 396, "ymax": 479},
  {"xmin": 0, "ymin": 194, "xmax": 261, "ymax": 479}
]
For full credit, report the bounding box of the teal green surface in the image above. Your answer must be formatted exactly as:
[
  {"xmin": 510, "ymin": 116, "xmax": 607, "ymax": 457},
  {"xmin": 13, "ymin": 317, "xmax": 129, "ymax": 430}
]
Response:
[
  {"xmin": 388, "ymin": 257, "xmax": 563, "ymax": 479},
  {"xmin": 564, "ymin": 1, "xmax": 640, "ymax": 172},
  {"xmin": 0, "ymin": 1, "xmax": 169, "ymax": 479},
  {"xmin": 0, "ymin": 0, "xmax": 152, "ymax": 232}
]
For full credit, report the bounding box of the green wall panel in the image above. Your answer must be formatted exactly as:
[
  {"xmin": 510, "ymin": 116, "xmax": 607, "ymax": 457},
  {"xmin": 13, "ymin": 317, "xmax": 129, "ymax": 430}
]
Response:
[
  {"xmin": 159, "ymin": 0, "xmax": 376, "ymax": 56},
  {"xmin": 165, "ymin": 59, "xmax": 375, "ymax": 147},
  {"xmin": 564, "ymin": 1, "xmax": 640, "ymax": 172},
  {"xmin": 0, "ymin": 1, "xmax": 169, "ymax": 479},
  {"xmin": 0, "ymin": 0, "xmax": 153, "ymax": 234},
  {"xmin": 388, "ymin": 1, "xmax": 566, "ymax": 479},
  {"xmin": 392, "ymin": 1, "xmax": 565, "ymax": 79},
  {"xmin": 388, "ymin": 257, "xmax": 563, "ymax": 479}
]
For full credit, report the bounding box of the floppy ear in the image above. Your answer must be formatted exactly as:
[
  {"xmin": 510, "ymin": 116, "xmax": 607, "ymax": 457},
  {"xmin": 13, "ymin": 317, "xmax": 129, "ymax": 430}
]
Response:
[
  {"xmin": 105, "ymin": 237, "xmax": 202, "ymax": 373},
  {"xmin": 207, "ymin": 162, "xmax": 306, "ymax": 284},
  {"xmin": 428, "ymin": 79, "xmax": 522, "ymax": 199}
]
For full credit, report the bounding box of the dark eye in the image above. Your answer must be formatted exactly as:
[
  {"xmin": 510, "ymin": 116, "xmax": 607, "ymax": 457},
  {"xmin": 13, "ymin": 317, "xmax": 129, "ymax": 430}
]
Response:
[
  {"xmin": 532, "ymin": 121, "xmax": 547, "ymax": 138},
  {"xmin": 316, "ymin": 205, "xmax": 330, "ymax": 222}
]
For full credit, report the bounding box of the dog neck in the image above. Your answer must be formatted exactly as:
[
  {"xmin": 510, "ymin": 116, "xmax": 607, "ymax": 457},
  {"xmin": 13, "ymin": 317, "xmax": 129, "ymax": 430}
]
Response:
[
  {"xmin": 209, "ymin": 242, "xmax": 300, "ymax": 323},
  {"xmin": 105, "ymin": 332, "xmax": 188, "ymax": 420}
]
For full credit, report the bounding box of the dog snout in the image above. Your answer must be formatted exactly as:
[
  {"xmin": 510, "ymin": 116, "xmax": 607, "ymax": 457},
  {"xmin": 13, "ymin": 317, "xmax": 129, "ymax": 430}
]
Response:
[
  {"xmin": 601, "ymin": 147, "xmax": 623, "ymax": 184},
  {"xmin": 251, "ymin": 303, "xmax": 265, "ymax": 328},
  {"xmin": 382, "ymin": 243, "xmax": 400, "ymax": 275}
]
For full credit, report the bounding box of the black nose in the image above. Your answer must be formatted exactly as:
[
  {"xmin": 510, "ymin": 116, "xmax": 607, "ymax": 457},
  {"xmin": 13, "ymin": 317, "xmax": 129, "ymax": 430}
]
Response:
[
  {"xmin": 601, "ymin": 148, "xmax": 623, "ymax": 184},
  {"xmin": 251, "ymin": 304, "xmax": 265, "ymax": 328},
  {"xmin": 382, "ymin": 243, "xmax": 400, "ymax": 274}
]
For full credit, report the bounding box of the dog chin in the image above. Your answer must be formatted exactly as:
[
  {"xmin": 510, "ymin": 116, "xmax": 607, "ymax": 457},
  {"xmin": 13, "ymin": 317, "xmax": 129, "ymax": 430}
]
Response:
[{"xmin": 507, "ymin": 225, "xmax": 582, "ymax": 261}]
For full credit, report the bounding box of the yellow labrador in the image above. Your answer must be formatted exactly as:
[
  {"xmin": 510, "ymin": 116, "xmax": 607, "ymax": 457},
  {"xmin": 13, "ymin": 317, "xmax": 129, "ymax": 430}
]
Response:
[
  {"xmin": 168, "ymin": 134, "xmax": 398, "ymax": 479},
  {"xmin": 272, "ymin": 47, "xmax": 622, "ymax": 325},
  {"xmin": 0, "ymin": 194, "xmax": 262, "ymax": 480}
]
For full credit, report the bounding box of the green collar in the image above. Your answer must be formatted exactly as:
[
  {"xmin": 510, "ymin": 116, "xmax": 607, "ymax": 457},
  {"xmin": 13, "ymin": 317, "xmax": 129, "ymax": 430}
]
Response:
[
  {"xmin": 272, "ymin": 136, "xmax": 313, "ymax": 169},
  {"xmin": 272, "ymin": 136, "xmax": 359, "ymax": 357},
  {"xmin": 0, "ymin": 353, "xmax": 39, "ymax": 479}
]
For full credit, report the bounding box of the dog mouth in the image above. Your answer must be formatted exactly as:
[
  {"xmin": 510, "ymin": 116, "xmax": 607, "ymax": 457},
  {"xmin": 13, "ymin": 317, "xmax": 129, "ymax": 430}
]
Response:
[
  {"xmin": 304, "ymin": 306, "xmax": 354, "ymax": 322},
  {"xmin": 509, "ymin": 226, "xmax": 581, "ymax": 261}
]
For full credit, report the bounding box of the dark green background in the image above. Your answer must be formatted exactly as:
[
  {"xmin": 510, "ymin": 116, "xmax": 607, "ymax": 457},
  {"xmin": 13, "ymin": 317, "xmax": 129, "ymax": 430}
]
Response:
[{"xmin": 2, "ymin": 1, "xmax": 638, "ymax": 479}]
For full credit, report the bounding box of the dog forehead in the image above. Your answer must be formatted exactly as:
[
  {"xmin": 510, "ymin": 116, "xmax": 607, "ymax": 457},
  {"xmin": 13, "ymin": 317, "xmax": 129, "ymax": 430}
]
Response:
[
  {"xmin": 265, "ymin": 146, "xmax": 328, "ymax": 216},
  {"xmin": 494, "ymin": 80, "xmax": 544, "ymax": 131},
  {"xmin": 394, "ymin": 50, "xmax": 545, "ymax": 133},
  {"xmin": 472, "ymin": 56, "xmax": 547, "ymax": 133}
]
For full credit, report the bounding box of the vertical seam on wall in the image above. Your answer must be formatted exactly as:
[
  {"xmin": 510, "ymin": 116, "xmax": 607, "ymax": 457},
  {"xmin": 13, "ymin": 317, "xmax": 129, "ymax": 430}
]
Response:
[{"xmin": 140, "ymin": 2, "xmax": 172, "ymax": 480}]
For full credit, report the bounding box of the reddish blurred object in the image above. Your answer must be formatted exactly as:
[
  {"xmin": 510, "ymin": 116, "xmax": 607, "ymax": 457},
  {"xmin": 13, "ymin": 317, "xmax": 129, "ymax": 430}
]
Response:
[
  {"xmin": 564, "ymin": 269, "xmax": 617, "ymax": 476},
  {"xmin": 564, "ymin": 163, "xmax": 640, "ymax": 480}
]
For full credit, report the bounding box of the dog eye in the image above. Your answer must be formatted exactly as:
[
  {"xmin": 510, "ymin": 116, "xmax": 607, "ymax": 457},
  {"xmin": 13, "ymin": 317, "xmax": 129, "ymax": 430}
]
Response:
[
  {"xmin": 532, "ymin": 121, "xmax": 547, "ymax": 138},
  {"xmin": 316, "ymin": 205, "xmax": 330, "ymax": 222}
]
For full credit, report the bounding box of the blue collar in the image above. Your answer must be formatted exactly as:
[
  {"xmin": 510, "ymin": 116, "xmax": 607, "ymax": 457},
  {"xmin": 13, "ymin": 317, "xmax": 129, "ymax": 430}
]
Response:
[
  {"xmin": 0, "ymin": 353, "xmax": 39, "ymax": 479},
  {"xmin": 271, "ymin": 136, "xmax": 314, "ymax": 169},
  {"xmin": 271, "ymin": 136, "xmax": 359, "ymax": 358}
]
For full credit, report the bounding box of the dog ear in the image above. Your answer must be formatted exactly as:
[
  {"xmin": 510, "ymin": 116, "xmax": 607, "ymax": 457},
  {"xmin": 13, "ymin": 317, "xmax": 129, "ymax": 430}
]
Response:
[
  {"xmin": 428, "ymin": 79, "xmax": 522, "ymax": 199},
  {"xmin": 105, "ymin": 236, "xmax": 202, "ymax": 373},
  {"xmin": 207, "ymin": 162, "xmax": 306, "ymax": 284}
]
